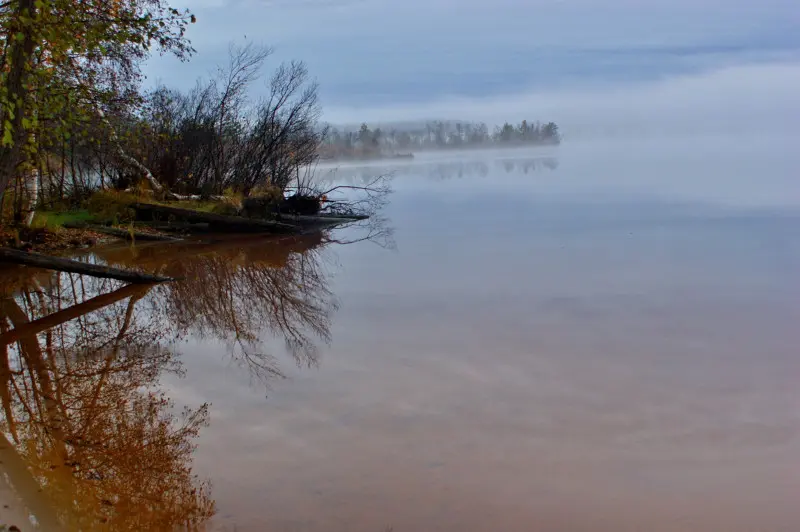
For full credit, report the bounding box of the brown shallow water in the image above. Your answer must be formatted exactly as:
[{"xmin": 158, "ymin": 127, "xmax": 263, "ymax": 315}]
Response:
[{"xmin": 1, "ymin": 137, "xmax": 799, "ymax": 531}]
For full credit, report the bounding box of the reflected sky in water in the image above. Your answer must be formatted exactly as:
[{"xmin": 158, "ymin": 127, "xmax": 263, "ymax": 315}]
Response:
[{"xmin": 1, "ymin": 134, "xmax": 799, "ymax": 531}]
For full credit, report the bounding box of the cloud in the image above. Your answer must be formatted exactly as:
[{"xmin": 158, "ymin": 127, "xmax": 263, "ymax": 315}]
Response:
[
  {"xmin": 144, "ymin": 0, "xmax": 799, "ymax": 132},
  {"xmin": 151, "ymin": 0, "xmax": 799, "ymax": 94},
  {"xmin": 321, "ymin": 61, "xmax": 800, "ymax": 138}
]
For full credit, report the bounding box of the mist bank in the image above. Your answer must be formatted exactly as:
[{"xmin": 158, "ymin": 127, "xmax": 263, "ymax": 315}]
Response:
[
  {"xmin": 321, "ymin": 61, "xmax": 800, "ymax": 141},
  {"xmin": 320, "ymin": 120, "xmax": 560, "ymax": 161}
]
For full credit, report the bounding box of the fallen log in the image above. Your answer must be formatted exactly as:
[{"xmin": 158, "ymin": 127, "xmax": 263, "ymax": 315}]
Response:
[
  {"xmin": 0, "ymin": 247, "xmax": 174, "ymax": 283},
  {"xmin": 317, "ymin": 212, "xmax": 370, "ymax": 220},
  {"xmin": 132, "ymin": 203, "xmax": 298, "ymax": 233},
  {"xmin": 274, "ymin": 213, "xmax": 363, "ymax": 228},
  {"xmin": 168, "ymin": 193, "xmax": 225, "ymax": 201},
  {"xmin": 122, "ymin": 188, "xmax": 224, "ymax": 201},
  {"xmin": 64, "ymin": 223, "xmax": 181, "ymax": 242}
]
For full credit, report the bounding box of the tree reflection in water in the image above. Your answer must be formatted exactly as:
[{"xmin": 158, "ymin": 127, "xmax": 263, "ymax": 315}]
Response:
[
  {"xmin": 0, "ymin": 231, "xmax": 340, "ymax": 530},
  {"xmin": 100, "ymin": 232, "xmax": 339, "ymax": 381},
  {"xmin": 325, "ymin": 155, "xmax": 559, "ymax": 185},
  {"xmin": 0, "ymin": 275, "xmax": 213, "ymax": 531}
]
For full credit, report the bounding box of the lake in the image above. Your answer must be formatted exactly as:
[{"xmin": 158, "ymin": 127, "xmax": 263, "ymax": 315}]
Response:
[{"xmin": 1, "ymin": 134, "xmax": 799, "ymax": 531}]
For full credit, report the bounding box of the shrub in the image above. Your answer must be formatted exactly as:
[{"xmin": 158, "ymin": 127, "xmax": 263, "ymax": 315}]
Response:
[
  {"xmin": 240, "ymin": 187, "xmax": 284, "ymax": 218},
  {"xmin": 85, "ymin": 190, "xmax": 140, "ymax": 225},
  {"xmin": 210, "ymin": 201, "xmax": 241, "ymax": 216}
]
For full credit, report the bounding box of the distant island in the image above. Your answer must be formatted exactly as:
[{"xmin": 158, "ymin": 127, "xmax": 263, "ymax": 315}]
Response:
[{"xmin": 319, "ymin": 120, "xmax": 561, "ymax": 161}]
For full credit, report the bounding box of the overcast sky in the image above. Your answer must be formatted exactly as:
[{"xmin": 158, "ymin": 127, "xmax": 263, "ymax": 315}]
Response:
[{"xmin": 144, "ymin": 0, "xmax": 800, "ymax": 132}]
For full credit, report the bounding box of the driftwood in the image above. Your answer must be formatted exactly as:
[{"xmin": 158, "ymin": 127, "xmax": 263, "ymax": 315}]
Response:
[
  {"xmin": 64, "ymin": 223, "xmax": 181, "ymax": 242},
  {"xmin": 0, "ymin": 248, "xmax": 174, "ymax": 283},
  {"xmin": 132, "ymin": 203, "xmax": 298, "ymax": 233}
]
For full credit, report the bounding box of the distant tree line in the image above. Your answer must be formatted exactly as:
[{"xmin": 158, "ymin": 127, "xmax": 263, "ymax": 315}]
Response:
[{"xmin": 320, "ymin": 120, "xmax": 560, "ymax": 160}]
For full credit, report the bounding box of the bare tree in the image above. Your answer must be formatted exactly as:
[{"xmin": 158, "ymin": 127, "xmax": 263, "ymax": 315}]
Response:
[
  {"xmin": 208, "ymin": 43, "xmax": 272, "ymax": 191},
  {"xmin": 128, "ymin": 45, "xmax": 325, "ymax": 197},
  {"xmin": 232, "ymin": 60, "xmax": 326, "ymax": 194}
]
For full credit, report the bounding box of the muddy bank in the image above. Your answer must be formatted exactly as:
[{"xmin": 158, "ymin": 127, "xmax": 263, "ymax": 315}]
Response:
[{"xmin": 0, "ymin": 226, "xmax": 113, "ymax": 254}]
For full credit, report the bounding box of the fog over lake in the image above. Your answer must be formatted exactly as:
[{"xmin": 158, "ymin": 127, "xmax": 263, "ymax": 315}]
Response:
[
  {"xmin": 137, "ymin": 2, "xmax": 800, "ymax": 530},
  {"xmin": 145, "ymin": 133, "xmax": 799, "ymax": 531},
  {"xmin": 149, "ymin": 0, "xmax": 800, "ymax": 138},
  {"xmin": 1, "ymin": 0, "xmax": 797, "ymax": 530}
]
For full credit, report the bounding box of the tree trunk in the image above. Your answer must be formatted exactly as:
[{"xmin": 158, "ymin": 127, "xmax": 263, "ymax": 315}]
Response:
[
  {"xmin": 0, "ymin": 334, "xmax": 18, "ymax": 443},
  {"xmin": 23, "ymin": 164, "xmax": 39, "ymax": 226},
  {"xmin": 0, "ymin": 0, "xmax": 39, "ymax": 205},
  {"xmin": 96, "ymin": 108, "xmax": 165, "ymax": 193}
]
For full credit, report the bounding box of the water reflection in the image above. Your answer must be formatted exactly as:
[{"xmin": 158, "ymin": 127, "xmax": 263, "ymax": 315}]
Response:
[
  {"xmin": 97, "ymin": 233, "xmax": 338, "ymax": 381},
  {"xmin": 0, "ymin": 276, "xmax": 213, "ymax": 530},
  {"xmin": 0, "ymin": 231, "xmax": 340, "ymax": 530},
  {"xmin": 325, "ymin": 156, "xmax": 559, "ymax": 184}
]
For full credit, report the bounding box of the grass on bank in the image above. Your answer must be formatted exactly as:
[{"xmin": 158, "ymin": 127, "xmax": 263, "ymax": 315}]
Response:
[
  {"xmin": 31, "ymin": 209, "xmax": 95, "ymax": 229},
  {"xmin": 1, "ymin": 188, "xmax": 246, "ymax": 252},
  {"xmin": 9, "ymin": 183, "xmax": 273, "ymax": 234}
]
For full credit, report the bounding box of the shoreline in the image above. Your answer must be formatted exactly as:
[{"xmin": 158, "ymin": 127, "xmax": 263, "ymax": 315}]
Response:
[
  {"xmin": 321, "ymin": 142, "xmax": 561, "ymax": 163},
  {"xmin": 0, "ymin": 192, "xmax": 370, "ymax": 270},
  {"xmin": 0, "ymin": 225, "xmax": 121, "ymax": 255}
]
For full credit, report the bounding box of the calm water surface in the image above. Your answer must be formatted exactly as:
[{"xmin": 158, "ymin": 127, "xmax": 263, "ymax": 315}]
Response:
[{"xmin": 1, "ymin": 135, "xmax": 799, "ymax": 531}]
